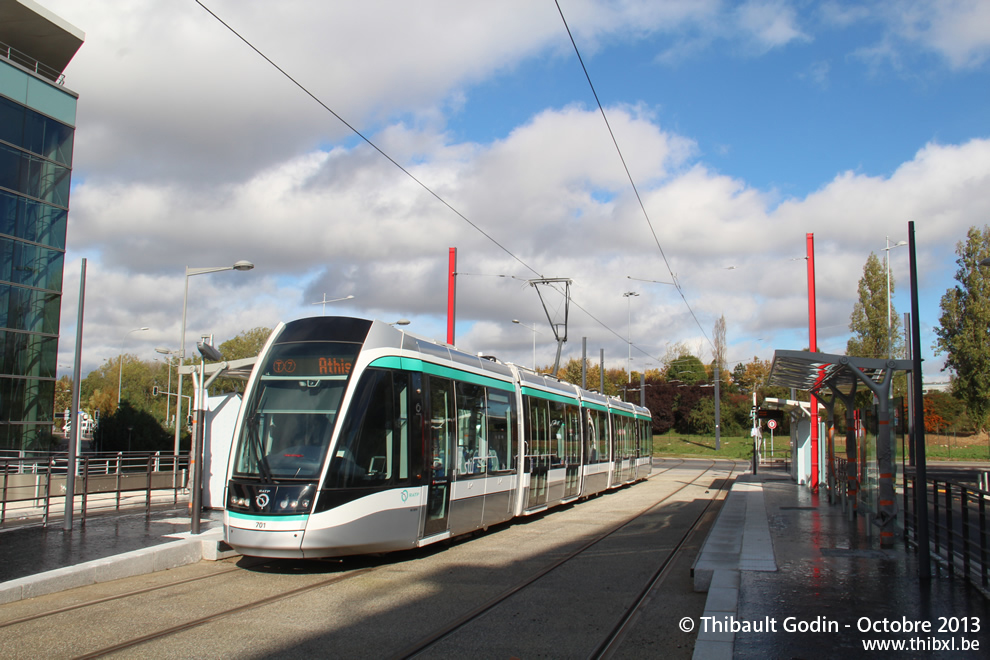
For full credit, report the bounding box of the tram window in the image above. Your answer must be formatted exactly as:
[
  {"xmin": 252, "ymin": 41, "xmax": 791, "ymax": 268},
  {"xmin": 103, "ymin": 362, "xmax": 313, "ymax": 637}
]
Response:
[
  {"xmin": 429, "ymin": 377, "xmax": 455, "ymax": 480},
  {"xmin": 564, "ymin": 404, "xmax": 580, "ymax": 465},
  {"xmin": 327, "ymin": 369, "xmax": 411, "ymax": 489},
  {"xmin": 584, "ymin": 409, "xmax": 597, "ymax": 463},
  {"xmin": 549, "ymin": 401, "xmax": 566, "ymax": 466},
  {"xmin": 455, "ymin": 381, "xmax": 486, "ymax": 476},
  {"xmin": 232, "ymin": 379, "xmax": 344, "ymax": 480},
  {"xmin": 486, "ymin": 389, "xmax": 514, "ymax": 472},
  {"xmin": 526, "ymin": 397, "xmax": 548, "ymax": 458}
]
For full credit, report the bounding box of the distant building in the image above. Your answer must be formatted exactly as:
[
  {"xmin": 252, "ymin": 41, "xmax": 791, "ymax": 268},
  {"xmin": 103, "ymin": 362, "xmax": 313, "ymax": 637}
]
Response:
[{"xmin": 0, "ymin": 0, "xmax": 83, "ymax": 451}]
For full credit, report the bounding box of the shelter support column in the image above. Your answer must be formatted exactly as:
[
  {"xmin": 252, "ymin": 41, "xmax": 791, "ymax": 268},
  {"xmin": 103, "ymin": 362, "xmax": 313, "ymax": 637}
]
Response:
[
  {"xmin": 828, "ymin": 381, "xmax": 859, "ymax": 517},
  {"xmin": 817, "ymin": 392, "xmax": 838, "ymax": 504},
  {"xmin": 849, "ymin": 365, "xmax": 898, "ymax": 547}
]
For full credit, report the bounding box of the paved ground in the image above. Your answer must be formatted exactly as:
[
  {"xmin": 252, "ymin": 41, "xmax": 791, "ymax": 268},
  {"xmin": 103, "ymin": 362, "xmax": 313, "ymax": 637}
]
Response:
[
  {"xmin": 693, "ymin": 465, "xmax": 990, "ymax": 659},
  {"xmin": 3, "ymin": 459, "xmax": 989, "ymax": 659}
]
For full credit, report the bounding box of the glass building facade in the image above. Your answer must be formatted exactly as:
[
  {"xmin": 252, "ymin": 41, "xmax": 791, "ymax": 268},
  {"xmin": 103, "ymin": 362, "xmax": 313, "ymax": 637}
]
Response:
[{"xmin": 0, "ymin": 29, "xmax": 79, "ymax": 451}]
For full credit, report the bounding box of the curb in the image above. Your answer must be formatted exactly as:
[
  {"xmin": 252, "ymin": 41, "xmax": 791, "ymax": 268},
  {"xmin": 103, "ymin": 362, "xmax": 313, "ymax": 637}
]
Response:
[{"xmin": 0, "ymin": 528, "xmax": 239, "ymax": 605}]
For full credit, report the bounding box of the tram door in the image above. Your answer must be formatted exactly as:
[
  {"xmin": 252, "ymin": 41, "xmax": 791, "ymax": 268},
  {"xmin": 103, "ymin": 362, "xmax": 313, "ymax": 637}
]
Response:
[
  {"xmin": 526, "ymin": 397, "xmax": 549, "ymax": 509},
  {"xmin": 424, "ymin": 377, "xmax": 454, "ymax": 536}
]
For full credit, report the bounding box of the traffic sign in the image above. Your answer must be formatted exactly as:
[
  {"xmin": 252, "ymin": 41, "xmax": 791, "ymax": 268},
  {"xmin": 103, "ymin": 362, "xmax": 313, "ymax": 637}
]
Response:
[{"xmin": 767, "ymin": 419, "xmax": 778, "ymax": 430}]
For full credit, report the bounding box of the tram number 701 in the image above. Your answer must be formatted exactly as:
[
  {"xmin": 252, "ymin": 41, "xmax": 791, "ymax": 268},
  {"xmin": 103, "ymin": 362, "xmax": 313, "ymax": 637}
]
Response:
[{"xmin": 255, "ymin": 521, "xmax": 266, "ymax": 529}]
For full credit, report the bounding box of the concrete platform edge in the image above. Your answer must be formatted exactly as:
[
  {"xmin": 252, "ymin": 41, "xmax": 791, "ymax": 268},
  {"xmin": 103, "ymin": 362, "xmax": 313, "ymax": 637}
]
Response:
[
  {"xmin": 691, "ymin": 476, "xmax": 777, "ymax": 660},
  {"xmin": 0, "ymin": 530, "xmax": 239, "ymax": 605}
]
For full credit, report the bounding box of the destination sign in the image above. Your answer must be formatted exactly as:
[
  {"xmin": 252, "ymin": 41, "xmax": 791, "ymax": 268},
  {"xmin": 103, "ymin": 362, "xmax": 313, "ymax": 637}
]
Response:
[{"xmin": 267, "ymin": 356, "xmax": 354, "ymax": 376}]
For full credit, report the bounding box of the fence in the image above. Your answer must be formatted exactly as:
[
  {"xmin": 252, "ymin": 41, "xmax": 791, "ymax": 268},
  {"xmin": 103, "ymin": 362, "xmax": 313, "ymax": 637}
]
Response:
[
  {"xmin": 0, "ymin": 451, "xmax": 189, "ymax": 528},
  {"xmin": 904, "ymin": 475, "xmax": 990, "ymax": 593}
]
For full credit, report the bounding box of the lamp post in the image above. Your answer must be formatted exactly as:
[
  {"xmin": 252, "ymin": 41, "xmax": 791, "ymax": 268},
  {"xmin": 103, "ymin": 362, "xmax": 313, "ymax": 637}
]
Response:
[
  {"xmin": 512, "ymin": 319, "xmax": 542, "ymax": 369},
  {"xmin": 174, "ymin": 261, "xmax": 254, "ymax": 458},
  {"xmin": 155, "ymin": 347, "xmax": 179, "ymax": 427},
  {"xmin": 883, "ymin": 237, "xmax": 908, "ymax": 358},
  {"xmin": 118, "ymin": 327, "xmax": 149, "ymax": 405},
  {"xmin": 312, "ymin": 294, "xmax": 354, "ymax": 316},
  {"xmin": 623, "ymin": 292, "xmax": 639, "ymax": 383}
]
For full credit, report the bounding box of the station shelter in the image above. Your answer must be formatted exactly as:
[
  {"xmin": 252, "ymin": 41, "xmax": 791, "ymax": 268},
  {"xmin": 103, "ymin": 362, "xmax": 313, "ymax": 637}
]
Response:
[
  {"xmin": 759, "ymin": 398, "xmax": 819, "ymax": 486},
  {"xmin": 766, "ymin": 350, "xmax": 912, "ymax": 546}
]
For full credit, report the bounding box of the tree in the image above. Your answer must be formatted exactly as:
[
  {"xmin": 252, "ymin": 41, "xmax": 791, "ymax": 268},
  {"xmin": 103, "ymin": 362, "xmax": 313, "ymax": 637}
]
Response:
[
  {"xmin": 734, "ymin": 357, "xmax": 771, "ymax": 396},
  {"xmin": 219, "ymin": 327, "xmax": 272, "ymax": 360},
  {"xmin": 847, "ymin": 252, "xmax": 903, "ymax": 359},
  {"xmin": 54, "ymin": 375, "xmax": 72, "ymax": 418},
  {"xmin": 667, "ymin": 353, "xmax": 708, "ymax": 385},
  {"xmin": 935, "ymin": 226, "xmax": 990, "ymax": 430},
  {"xmin": 712, "ymin": 315, "xmax": 727, "ymax": 378}
]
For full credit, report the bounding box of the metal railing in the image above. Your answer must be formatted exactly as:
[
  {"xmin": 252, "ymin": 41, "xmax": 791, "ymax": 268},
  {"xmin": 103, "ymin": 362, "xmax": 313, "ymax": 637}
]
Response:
[
  {"xmin": 1, "ymin": 451, "xmax": 188, "ymax": 528},
  {"xmin": 0, "ymin": 39, "xmax": 66, "ymax": 85},
  {"xmin": 904, "ymin": 476, "xmax": 990, "ymax": 593}
]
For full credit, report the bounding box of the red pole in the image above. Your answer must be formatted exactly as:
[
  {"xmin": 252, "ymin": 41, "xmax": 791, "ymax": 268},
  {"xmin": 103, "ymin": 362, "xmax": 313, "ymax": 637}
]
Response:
[
  {"xmin": 447, "ymin": 248, "xmax": 456, "ymax": 345},
  {"xmin": 807, "ymin": 233, "xmax": 819, "ymax": 490}
]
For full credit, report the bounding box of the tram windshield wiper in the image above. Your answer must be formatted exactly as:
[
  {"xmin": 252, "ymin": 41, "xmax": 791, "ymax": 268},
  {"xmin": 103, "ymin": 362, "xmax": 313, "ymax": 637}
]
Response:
[{"xmin": 248, "ymin": 416, "xmax": 274, "ymax": 483}]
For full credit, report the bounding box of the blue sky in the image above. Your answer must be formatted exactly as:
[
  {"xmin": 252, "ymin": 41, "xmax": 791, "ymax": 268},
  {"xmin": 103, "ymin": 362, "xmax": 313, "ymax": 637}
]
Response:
[{"xmin": 42, "ymin": 0, "xmax": 990, "ymax": 381}]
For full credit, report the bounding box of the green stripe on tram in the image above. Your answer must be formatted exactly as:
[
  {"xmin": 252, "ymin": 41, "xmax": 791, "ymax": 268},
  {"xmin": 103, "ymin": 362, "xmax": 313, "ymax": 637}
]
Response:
[
  {"xmin": 228, "ymin": 511, "xmax": 308, "ymax": 523},
  {"xmin": 520, "ymin": 386, "xmax": 579, "ymax": 406},
  {"xmin": 368, "ymin": 356, "xmax": 515, "ymax": 391}
]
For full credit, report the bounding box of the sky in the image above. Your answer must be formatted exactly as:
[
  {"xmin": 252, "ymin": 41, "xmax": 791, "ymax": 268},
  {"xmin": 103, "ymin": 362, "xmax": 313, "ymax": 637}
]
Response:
[{"xmin": 43, "ymin": 0, "xmax": 990, "ymax": 384}]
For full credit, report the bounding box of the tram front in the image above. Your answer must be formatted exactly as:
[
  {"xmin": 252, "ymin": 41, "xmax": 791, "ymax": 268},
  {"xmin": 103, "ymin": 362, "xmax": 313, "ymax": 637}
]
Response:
[{"xmin": 223, "ymin": 318, "xmax": 368, "ymax": 558}]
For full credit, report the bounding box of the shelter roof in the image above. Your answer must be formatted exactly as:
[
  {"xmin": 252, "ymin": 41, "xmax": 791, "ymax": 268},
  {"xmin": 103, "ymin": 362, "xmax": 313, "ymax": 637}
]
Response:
[{"xmin": 767, "ymin": 350, "xmax": 913, "ymax": 396}]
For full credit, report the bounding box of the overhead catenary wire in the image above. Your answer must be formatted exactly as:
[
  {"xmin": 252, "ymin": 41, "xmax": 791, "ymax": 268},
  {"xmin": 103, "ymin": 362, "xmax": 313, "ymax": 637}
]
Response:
[
  {"xmin": 194, "ymin": 0, "xmax": 534, "ymax": 279},
  {"xmin": 554, "ymin": 0, "xmax": 715, "ymax": 354},
  {"xmin": 194, "ymin": 1, "xmax": 662, "ymax": 365}
]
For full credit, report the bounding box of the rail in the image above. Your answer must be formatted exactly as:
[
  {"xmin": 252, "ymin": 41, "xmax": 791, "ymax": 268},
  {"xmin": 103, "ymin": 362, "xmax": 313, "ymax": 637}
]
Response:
[
  {"xmin": 904, "ymin": 476, "xmax": 990, "ymax": 593},
  {"xmin": 0, "ymin": 451, "xmax": 189, "ymax": 528}
]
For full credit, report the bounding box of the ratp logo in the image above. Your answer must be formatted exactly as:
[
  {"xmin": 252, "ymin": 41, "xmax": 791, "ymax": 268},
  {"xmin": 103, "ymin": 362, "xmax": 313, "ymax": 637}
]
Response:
[{"xmin": 256, "ymin": 493, "xmax": 270, "ymax": 508}]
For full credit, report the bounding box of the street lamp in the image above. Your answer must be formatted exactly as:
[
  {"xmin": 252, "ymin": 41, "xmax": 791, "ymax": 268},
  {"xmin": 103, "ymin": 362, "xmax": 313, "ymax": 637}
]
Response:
[
  {"xmin": 118, "ymin": 327, "xmax": 149, "ymax": 404},
  {"xmin": 884, "ymin": 237, "xmax": 908, "ymax": 358},
  {"xmin": 312, "ymin": 293, "xmax": 354, "ymax": 315},
  {"xmin": 174, "ymin": 261, "xmax": 254, "ymax": 457},
  {"xmin": 512, "ymin": 319, "xmax": 542, "ymax": 370},
  {"xmin": 623, "ymin": 292, "xmax": 639, "ymax": 382},
  {"xmin": 155, "ymin": 347, "xmax": 180, "ymax": 427}
]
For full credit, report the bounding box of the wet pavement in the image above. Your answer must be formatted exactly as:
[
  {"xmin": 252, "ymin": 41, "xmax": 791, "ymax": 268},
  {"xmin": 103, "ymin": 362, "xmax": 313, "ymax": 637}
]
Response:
[
  {"xmin": 0, "ymin": 505, "xmax": 222, "ymax": 584},
  {"xmin": 726, "ymin": 468, "xmax": 990, "ymax": 659}
]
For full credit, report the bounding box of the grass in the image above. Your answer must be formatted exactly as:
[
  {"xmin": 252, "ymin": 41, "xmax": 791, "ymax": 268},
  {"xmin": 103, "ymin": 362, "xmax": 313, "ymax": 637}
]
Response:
[
  {"xmin": 653, "ymin": 433, "xmax": 786, "ymax": 461},
  {"xmin": 654, "ymin": 432, "xmax": 990, "ymax": 463}
]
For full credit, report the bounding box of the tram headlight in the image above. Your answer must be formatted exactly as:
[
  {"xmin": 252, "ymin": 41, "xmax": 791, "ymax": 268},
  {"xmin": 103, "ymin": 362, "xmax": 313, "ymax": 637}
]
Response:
[{"xmin": 300, "ymin": 499, "xmax": 310, "ymax": 509}]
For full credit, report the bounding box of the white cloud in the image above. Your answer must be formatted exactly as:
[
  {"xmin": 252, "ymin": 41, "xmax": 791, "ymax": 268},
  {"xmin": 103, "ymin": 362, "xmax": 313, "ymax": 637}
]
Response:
[
  {"xmin": 735, "ymin": 0, "xmax": 811, "ymax": 52},
  {"xmin": 43, "ymin": 1, "xmax": 990, "ymax": 379}
]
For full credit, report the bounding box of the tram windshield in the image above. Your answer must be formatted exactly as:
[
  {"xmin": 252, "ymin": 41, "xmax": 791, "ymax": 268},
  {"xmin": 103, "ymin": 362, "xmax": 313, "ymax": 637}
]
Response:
[{"xmin": 232, "ymin": 340, "xmax": 361, "ymax": 482}]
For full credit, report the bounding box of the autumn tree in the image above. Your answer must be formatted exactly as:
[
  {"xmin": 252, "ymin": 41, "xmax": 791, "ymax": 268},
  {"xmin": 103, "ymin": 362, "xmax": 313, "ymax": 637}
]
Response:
[
  {"xmin": 219, "ymin": 327, "xmax": 272, "ymax": 360},
  {"xmin": 935, "ymin": 226, "xmax": 990, "ymax": 430},
  {"xmin": 847, "ymin": 252, "xmax": 903, "ymax": 359}
]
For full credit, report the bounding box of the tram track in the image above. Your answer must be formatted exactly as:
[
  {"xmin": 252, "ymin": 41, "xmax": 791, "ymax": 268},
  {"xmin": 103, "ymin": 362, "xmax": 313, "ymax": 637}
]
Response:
[
  {"xmin": 391, "ymin": 458, "xmax": 744, "ymax": 659},
  {"xmin": 0, "ymin": 459, "xmax": 740, "ymax": 659}
]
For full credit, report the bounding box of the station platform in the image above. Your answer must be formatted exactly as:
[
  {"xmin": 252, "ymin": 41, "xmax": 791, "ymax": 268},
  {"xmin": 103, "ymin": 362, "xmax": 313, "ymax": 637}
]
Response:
[
  {"xmin": 3, "ymin": 465, "xmax": 989, "ymax": 657},
  {"xmin": 0, "ymin": 505, "xmax": 231, "ymax": 605},
  {"xmin": 693, "ymin": 465, "xmax": 990, "ymax": 659}
]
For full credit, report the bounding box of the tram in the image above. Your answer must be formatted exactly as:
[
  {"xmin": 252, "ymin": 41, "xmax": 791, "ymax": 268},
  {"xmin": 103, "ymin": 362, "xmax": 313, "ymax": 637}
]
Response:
[{"xmin": 224, "ymin": 317, "xmax": 653, "ymax": 558}]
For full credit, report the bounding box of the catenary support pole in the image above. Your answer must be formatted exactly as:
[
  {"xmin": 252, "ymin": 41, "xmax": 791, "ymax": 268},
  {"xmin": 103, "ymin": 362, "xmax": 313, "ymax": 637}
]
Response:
[{"xmin": 65, "ymin": 258, "xmax": 86, "ymax": 532}]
